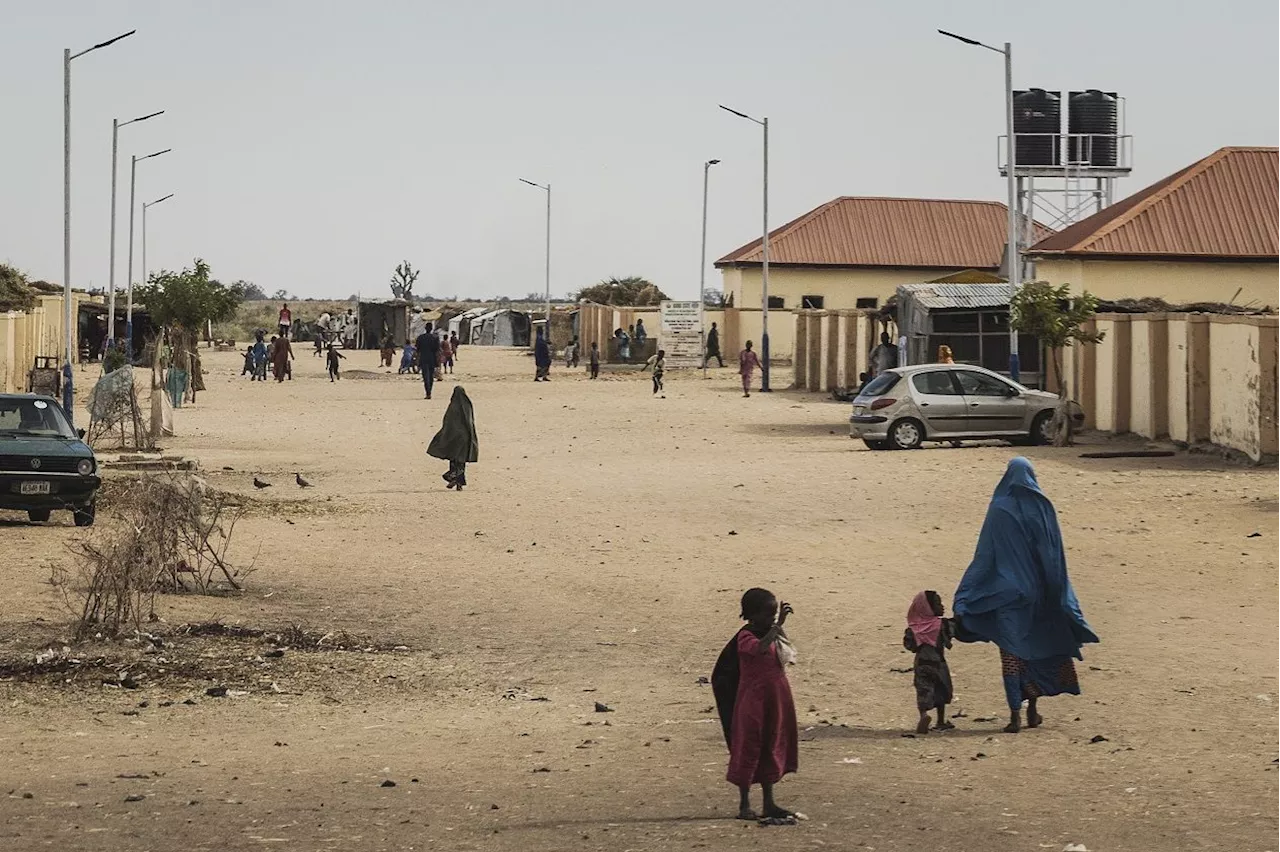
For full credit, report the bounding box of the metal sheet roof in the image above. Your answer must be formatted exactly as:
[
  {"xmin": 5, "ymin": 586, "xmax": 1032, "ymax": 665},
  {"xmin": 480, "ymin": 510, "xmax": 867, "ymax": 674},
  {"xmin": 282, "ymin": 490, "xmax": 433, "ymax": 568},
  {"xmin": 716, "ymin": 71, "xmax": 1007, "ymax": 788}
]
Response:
[
  {"xmin": 1030, "ymin": 147, "xmax": 1279, "ymax": 259},
  {"xmin": 896, "ymin": 282, "xmax": 1012, "ymax": 310},
  {"xmin": 715, "ymin": 196, "xmax": 1053, "ymax": 269}
]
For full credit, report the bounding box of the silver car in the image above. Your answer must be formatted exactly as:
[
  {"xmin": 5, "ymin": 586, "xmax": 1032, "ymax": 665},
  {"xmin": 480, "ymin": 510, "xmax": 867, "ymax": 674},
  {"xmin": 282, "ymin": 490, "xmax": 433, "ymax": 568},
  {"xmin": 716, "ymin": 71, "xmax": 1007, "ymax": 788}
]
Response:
[{"xmin": 849, "ymin": 364, "xmax": 1081, "ymax": 450}]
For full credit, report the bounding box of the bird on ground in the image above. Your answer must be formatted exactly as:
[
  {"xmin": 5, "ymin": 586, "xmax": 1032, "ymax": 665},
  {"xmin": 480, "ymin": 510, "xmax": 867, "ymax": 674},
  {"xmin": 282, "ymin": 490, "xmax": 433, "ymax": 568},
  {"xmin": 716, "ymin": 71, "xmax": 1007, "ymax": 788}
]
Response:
[
  {"xmin": 253, "ymin": 477, "xmax": 272, "ymax": 489},
  {"xmin": 296, "ymin": 473, "xmax": 313, "ymax": 488}
]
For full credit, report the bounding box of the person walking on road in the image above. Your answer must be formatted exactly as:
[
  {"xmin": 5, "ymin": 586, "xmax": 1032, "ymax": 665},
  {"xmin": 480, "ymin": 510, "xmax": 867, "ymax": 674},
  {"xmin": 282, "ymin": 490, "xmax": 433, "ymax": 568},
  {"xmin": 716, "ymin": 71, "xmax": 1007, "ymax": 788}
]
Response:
[
  {"xmin": 427, "ymin": 386, "xmax": 479, "ymax": 491},
  {"xmin": 417, "ymin": 322, "xmax": 441, "ymax": 399},
  {"xmin": 534, "ymin": 328, "xmax": 552, "ymax": 381},
  {"xmin": 704, "ymin": 321, "xmax": 725, "ymax": 368}
]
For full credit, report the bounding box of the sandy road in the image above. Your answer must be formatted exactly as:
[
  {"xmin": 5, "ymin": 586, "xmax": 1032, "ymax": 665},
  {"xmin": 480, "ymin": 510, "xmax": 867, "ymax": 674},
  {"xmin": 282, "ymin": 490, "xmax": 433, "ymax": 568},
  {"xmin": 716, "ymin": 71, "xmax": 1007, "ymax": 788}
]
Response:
[{"xmin": 0, "ymin": 345, "xmax": 1275, "ymax": 852}]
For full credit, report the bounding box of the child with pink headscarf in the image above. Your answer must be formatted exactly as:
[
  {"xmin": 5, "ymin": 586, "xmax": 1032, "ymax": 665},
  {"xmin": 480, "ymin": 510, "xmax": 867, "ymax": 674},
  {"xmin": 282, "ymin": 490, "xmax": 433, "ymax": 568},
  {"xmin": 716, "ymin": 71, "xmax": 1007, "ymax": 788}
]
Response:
[{"xmin": 903, "ymin": 590, "xmax": 955, "ymax": 734}]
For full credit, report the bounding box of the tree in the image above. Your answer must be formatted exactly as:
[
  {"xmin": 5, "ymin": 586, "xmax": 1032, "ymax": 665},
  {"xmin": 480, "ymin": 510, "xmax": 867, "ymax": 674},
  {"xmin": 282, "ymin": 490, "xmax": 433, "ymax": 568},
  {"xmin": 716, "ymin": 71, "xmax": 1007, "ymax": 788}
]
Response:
[
  {"xmin": 136, "ymin": 259, "xmax": 243, "ymax": 330},
  {"xmin": 574, "ymin": 276, "xmax": 668, "ymax": 306},
  {"xmin": 271, "ymin": 288, "xmax": 294, "ymax": 301},
  {"xmin": 1009, "ymin": 281, "xmax": 1105, "ymax": 446},
  {"xmin": 235, "ymin": 280, "xmax": 267, "ymax": 300},
  {"xmin": 0, "ymin": 264, "xmax": 36, "ymax": 312},
  {"xmin": 702, "ymin": 287, "xmax": 727, "ymax": 307},
  {"xmin": 390, "ymin": 261, "xmax": 419, "ymax": 300}
]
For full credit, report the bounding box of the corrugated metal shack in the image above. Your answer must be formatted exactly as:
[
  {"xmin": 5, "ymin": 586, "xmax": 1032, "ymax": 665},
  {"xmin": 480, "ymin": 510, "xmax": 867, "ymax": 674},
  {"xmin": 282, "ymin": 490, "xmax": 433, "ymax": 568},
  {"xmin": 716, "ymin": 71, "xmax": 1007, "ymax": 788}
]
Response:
[{"xmin": 896, "ymin": 276, "xmax": 1041, "ymax": 380}]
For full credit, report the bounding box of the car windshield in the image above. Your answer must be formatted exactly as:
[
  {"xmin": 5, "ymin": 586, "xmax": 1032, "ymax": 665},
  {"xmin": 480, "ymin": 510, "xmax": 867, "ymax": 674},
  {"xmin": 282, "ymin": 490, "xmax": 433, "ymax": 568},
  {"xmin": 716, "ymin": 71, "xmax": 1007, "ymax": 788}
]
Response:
[
  {"xmin": 858, "ymin": 372, "xmax": 900, "ymax": 397},
  {"xmin": 0, "ymin": 398, "xmax": 75, "ymax": 438}
]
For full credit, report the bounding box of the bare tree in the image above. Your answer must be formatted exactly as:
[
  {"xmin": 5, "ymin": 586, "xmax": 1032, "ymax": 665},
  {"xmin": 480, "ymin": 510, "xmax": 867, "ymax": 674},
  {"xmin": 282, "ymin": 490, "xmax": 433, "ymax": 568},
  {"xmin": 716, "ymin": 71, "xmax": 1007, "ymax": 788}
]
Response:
[{"xmin": 390, "ymin": 261, "xmax": 420, "ymax": 300}]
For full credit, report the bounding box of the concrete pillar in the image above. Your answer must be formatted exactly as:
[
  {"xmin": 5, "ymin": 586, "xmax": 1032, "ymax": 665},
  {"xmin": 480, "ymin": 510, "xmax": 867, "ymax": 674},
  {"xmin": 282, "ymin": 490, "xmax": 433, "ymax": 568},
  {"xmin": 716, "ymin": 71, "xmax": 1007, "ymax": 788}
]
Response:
[
  {"xmin": 1111, "ymin": 317, "xmax": 1132, "ymax": 434},
  {"xmin": 835, "ymin": 313, "xmax": 849, "ymax": 391},
  {"xmin": 1258, "ymin": 317, "xmax": 1278, "ymax": 457},
  {"xmin": 854, "ymin": 314, "xmax": 871, "ymax": 383},
  {"xmin": 1148, "ymin": 315, "xmax": 1170, "ymax": 438},
  {"xmin": 819, "ymin": 313, "xmax": 835, "ymax": 392},
  {"xmin": 1186, "ymin": 316, "xmax": 1211, "ymax": 443},
  {"xmin": 806, "ymin": 314, "xmax": 821, "ymax": 392},
  {"xmin": 792, "ymin": 313, "xmax": 808, "ymax": 389}
]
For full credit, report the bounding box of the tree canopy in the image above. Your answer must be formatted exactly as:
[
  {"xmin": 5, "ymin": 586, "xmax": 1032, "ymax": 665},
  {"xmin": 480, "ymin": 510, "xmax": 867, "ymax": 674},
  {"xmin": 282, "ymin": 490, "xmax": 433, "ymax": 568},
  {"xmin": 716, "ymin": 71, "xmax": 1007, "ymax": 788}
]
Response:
[
  {"xmin": 135, "ymin": 259, "xmax": 244, "ymax": 330},
  {"xmin": 575, "ymin": 276, "xmax": 667, "ymax": 306},
  {"xmin": 0, "ymin": 264, "xmax": 36, "ymax": 313}
]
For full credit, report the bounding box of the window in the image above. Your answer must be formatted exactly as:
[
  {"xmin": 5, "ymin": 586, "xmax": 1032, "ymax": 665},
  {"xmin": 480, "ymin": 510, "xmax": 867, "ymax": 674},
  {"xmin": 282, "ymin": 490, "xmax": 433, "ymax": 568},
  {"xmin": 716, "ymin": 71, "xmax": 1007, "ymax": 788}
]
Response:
[
  {"xmin": 933, "ymin": 312, "xmax": 980, "ymax": 333},
  {"xmin": 912, "ymin": 371, "xmax": 960, "ymax": 396},
  {"xmin": 800, "ymin": 295, "xmax": 824, "ymax": 309},
  {"xmin": 855, "ymin": 297, "xmax": 879, "ymax": 309},
  {"xmin": 860, "ymin": 372, "xmax": 900, "ymax": 397},
  {"xmin": 955, "ymin": 370, "xmax": 1015, "ymax": 397},
  {"xmin": 767, "ymin": 296, "xmax": 785, "ymax": 309}
]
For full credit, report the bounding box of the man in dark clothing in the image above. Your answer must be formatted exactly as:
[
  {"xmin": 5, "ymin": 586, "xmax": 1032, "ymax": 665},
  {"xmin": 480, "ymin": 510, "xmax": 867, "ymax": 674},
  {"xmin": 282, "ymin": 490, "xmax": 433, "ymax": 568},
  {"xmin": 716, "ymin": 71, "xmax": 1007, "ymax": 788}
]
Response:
[
  {"xmin": 869, "ymin": 331, "xmax": 898, "ymax": 377},
  {"xmin": 533, "ymin": 328, "xmax": 552, "ymax": 381},
  {"xmin": 416, "ymin": 322, "xmax": 441, "ymax": 399},
  {"xmin": 703, "ymin": 321, "xmax": 725, "ymax": 368}
]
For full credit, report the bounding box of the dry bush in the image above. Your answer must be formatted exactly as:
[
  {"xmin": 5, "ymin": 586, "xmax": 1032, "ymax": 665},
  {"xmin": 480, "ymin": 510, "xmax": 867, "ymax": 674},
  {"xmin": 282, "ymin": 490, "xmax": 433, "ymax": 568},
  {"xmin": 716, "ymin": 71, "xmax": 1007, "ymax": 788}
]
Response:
[{"xmin": 49, "ymin": 476, "xmax": 256, "ymax": 640}]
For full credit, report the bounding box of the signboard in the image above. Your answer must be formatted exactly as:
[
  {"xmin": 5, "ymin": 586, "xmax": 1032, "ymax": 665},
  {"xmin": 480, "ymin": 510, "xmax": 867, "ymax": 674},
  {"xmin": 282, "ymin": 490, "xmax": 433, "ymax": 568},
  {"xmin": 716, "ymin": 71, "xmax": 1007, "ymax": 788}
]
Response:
[{"xmin": 659, "ymin": 300, "xmax": 703, "ymax": 367}]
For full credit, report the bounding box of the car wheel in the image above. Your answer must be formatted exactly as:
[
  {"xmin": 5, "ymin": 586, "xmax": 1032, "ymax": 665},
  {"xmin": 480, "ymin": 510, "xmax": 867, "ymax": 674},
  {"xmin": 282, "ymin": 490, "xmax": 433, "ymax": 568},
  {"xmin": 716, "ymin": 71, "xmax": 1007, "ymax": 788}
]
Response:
[
  {"xmin": 888, "ymin": 418, "xmax": 925, "ymax": 450},
  {"xmin": 27, "ymin": 509, "xmax": 51, "ymax": 523},
  {"xmin": 862, "ymin": 439, "xmax": 888, "ymax": 451},
  {"xmin": 1031, "ymin": 410, "xmax": 1055, "ymax": 446},
  {"xmin": 73, "ymin": 503, "xmax": 96, "ymax": 528}
]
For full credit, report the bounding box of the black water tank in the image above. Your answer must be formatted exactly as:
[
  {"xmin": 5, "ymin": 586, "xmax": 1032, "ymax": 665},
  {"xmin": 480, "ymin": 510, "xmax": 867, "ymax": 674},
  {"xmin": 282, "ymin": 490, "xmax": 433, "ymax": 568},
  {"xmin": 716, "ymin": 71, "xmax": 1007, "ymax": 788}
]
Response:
[
  {"xmin": 1068, "ymin": 90, "xmax": 1118, "ymax": 166},
  {"xmin": 1012, "ymin": 89, "xmax": 1060, "ymax": 167}
]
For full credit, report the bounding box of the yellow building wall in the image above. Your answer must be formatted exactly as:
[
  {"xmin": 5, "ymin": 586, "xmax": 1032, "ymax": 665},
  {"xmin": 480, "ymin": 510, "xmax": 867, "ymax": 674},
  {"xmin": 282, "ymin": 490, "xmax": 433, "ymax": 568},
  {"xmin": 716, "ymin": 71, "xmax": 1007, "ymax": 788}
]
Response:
[
  {"xmin": 1035, "ymin": 258, "xmax": 1279, "ymax": 309},
  {"xmin": 722, "ymin": 266, "xmax": 964, "ymax": 313}
]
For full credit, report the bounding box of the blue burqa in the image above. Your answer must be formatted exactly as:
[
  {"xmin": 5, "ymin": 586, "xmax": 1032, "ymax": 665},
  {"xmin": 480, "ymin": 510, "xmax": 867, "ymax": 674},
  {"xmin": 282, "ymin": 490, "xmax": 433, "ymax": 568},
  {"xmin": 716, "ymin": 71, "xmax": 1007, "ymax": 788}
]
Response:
[
  {"xmin": 534, "ymin": 334, "xmax": 552, "ymax": 369},
  {"xmin": 954, "ymin": 457, "xmax": 1098, "ymax": 678}
]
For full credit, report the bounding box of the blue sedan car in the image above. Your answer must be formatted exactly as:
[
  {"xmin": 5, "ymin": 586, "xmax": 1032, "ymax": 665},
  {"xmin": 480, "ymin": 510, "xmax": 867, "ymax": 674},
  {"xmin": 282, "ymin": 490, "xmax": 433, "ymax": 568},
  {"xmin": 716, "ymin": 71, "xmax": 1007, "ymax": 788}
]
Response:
[{"xmin": 0, "ymin": 394, "xmax": 99, "ymax": 526}]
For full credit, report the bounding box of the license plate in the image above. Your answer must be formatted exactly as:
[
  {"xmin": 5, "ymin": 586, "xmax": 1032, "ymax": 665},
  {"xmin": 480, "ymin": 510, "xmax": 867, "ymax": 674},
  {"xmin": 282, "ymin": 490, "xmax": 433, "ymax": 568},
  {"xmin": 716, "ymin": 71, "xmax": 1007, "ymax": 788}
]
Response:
[{"xmin": 20, "ymin": 481, "xmax": 51, "ymax": 495}]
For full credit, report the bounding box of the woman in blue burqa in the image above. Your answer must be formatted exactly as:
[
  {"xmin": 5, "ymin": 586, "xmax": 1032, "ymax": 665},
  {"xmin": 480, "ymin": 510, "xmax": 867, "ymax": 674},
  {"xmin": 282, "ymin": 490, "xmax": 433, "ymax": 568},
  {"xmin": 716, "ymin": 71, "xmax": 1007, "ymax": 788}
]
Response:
[{"xmin": 953, "ymin": 457, "xmax": 1099, "ymax": 733}]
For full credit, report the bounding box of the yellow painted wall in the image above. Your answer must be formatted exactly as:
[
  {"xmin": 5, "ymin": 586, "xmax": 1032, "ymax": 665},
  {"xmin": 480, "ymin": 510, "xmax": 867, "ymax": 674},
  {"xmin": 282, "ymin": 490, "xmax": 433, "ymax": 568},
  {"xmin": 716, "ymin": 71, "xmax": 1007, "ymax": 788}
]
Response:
[
  {"xmin": 1166, "ymin": 318, "xmax": 1189, "ymax": 443},
  {"xmin": 1035, "ymin": 258, "xmax": 1279, "ymax": 309},
  {"xmin": 1208, "ymin": 321, "xmax": 1265, "ymax": 457},
  {"xmin": 722, "ymin": 266, "xmax": 964, "ymax": 314}
]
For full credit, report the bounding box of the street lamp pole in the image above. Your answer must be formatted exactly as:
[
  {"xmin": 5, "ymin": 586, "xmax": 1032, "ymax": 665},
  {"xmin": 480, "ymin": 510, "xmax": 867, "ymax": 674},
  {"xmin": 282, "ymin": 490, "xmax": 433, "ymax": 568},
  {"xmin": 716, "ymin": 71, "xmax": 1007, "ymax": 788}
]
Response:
[
  {"xmin": 126, "ymin": 147, "xmax": 171, "ymax": 350},
  {"xmin": 518, "ymin": 178, "xmax": 552, "ymax": 337},
  {"xmin": 938, "ymin": 30, "xmax": 1021, "ymax": 382},
  {"xmin": 700, "ymin": 158, "xmax": 720, "ymax": 378},
  {"xmin": 63, "ymin": 28, "xmax": 135, "ymax": 425},
  {"xmin": 142, "ymin": 194, "xmax": 174, "ymax": 294},
  {"xmin": 719, "ymin": 105, "xmax": 771, "ymax": 391},
  {"xmin": 108, "ymin": 110, "xmax": 163, "ymax": 348}
]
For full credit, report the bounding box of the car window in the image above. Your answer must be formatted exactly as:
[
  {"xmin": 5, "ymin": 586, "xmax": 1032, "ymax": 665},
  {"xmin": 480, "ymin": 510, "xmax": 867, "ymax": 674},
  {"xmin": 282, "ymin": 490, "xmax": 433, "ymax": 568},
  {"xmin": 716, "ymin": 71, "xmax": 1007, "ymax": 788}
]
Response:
[
  {"xmin": 0, "ymin": 399, "xmax": 73, "ymax": 437},
  {"xmin": 859, "ymin": 372, "xmax": 899, "ymax": 396},
  {"xmin": 911, "ymin": 371, "xmax": 959, "ymax": 396},
  {"xmin": 955, "ymin": 370, "xmax": 1015, "ymax": 397}
]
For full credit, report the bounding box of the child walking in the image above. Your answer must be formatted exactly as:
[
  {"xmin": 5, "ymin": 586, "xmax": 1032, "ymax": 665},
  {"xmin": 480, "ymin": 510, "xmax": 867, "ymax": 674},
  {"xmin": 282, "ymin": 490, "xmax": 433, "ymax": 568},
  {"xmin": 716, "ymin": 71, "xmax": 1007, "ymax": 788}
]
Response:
[
  {"xmin": 427, "ymin": 386, "xmax": 478, "ymax": 491},
  {"xmin": 711, "ymin": 588, "xmax": 799, "ymax": 822},
  {"xmin": 738, "ymin": 340, "xmax": 762, "ymax": 398},
  {"xmin": 326, "ymin": 343, "xmax": 345, "ymax": 382},
  {"xmin": 640, "ymin": 348, "xmax": 665, "ymax": 395},
  {"xmin": 588, "ymin": 342, "xmax": 600, "ymax": 379},
  {"xmin": 903, "ymin": 590, "xmax": 955, "ymax": 734}
]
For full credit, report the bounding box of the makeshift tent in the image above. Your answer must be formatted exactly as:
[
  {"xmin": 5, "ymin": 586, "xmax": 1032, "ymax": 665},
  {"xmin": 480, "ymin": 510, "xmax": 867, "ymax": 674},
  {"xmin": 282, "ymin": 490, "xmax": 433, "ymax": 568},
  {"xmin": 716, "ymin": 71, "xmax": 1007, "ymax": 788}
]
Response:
[{"xmin": 357, "ymin": 300, "xmax": 412, "ymax": 349}]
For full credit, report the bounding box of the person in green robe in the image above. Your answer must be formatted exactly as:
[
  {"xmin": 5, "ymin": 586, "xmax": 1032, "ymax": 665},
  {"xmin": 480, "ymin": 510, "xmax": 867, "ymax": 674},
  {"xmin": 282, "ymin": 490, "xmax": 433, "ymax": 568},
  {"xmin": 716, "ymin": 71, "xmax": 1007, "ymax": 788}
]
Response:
[{"xmin": 427, "ymin": 386, "xmax": 478, "ymax": 490}]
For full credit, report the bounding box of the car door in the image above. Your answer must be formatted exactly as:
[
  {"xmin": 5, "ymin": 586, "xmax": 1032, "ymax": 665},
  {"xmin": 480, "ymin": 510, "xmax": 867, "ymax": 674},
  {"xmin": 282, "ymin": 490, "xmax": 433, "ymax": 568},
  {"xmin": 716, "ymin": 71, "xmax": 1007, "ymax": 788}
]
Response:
[
  {"xmin": 954, "ymin": 369, "xmax": 1026, "ymax": 434},
  {"xmin": 908, "ymin": 370, "xmax": 968, "ymax": 436}
]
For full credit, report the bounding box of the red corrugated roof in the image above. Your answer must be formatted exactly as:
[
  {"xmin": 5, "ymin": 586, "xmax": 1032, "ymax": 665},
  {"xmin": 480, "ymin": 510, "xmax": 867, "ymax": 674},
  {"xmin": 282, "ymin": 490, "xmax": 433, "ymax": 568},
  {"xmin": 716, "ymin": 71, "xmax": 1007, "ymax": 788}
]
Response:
[
  {"xmin": 1030, "ymin": 147, "xmax": 1279, "ymax": 259},
  {"xmin": 715, "ymin": 196, "xmax": 1050, "ymax": 269}
]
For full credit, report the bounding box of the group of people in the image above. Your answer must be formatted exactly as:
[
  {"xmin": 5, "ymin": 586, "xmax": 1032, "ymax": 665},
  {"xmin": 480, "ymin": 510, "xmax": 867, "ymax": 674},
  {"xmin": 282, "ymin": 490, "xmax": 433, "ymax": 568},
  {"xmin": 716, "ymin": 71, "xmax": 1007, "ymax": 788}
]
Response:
[
  {"xmin": 714, "ymin": 457, "xmax": 1098, "ymax": 821},
  {"xmin": 243, "ymin": 329, "xmax": 296, "ymax": 383}
]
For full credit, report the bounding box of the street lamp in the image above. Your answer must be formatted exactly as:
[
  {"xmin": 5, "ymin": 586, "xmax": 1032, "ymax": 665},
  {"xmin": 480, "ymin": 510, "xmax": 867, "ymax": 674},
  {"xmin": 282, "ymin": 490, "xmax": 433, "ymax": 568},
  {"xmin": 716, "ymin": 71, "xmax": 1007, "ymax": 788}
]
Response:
[
  {"xmin": 700, "ymin": 158, "xmax": 721, "ymax": 378},
  {"xmin": 938, "ymin": 29, "xmax": 1021, "ymax": 382},
  {"xmin": 126, "ymin": 147, "xmax": 171, "ymax": 349},
  {"xmin": 63, "ymin": 28, "xmax": 135, "ymax": 424},
  {"xmin": 518, "ymin": 178, "xmax": 552, "ymax": 338},
  {"xmin": 719, "ymin": 104, "xmax": 771, "ymax": 391},
  {"xmin": 141, "ymin": 193, "xmax": 174, "ymax": 295},
  {"xmin": 108, "ymin": 109, "xmax": 163, "ymax": 348}
]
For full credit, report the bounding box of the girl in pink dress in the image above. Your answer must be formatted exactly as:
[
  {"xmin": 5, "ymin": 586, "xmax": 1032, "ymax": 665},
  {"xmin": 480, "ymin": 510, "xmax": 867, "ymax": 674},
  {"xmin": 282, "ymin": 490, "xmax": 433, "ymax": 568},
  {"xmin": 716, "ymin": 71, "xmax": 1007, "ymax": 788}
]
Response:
[{"xmin": 711, "ymin": 587, "xmax": 799, "ymax": 820}]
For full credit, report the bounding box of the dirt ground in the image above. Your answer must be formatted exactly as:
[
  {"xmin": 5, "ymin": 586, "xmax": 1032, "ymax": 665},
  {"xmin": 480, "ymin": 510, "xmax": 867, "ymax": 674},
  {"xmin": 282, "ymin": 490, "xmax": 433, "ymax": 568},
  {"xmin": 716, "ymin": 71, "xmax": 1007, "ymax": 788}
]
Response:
[{"xmin": 1, "ymin": 345, "xmax": 1276, "ymax": 852}]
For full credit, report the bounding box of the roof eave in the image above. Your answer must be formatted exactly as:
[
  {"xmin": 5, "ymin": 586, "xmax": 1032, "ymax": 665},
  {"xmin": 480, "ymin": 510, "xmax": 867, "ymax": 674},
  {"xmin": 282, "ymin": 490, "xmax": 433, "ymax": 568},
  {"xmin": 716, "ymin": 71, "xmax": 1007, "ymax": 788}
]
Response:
[
  {"xmin": 1029, "ymin": 251, "xmax": 1279, "ymax": 263},
  {"xmin": 714, "ymin": 261, "xmax": 1001, "ymax": 271}
]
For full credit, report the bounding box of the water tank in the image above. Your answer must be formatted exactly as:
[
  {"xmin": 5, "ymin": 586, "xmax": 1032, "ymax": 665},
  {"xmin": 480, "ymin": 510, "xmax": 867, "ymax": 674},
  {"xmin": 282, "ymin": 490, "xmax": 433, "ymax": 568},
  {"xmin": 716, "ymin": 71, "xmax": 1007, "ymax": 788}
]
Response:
[
  {"xmin": 1012, "ymin": 89, "xmax": 1060, "ymax": 167},
  {"xmin": 1068, "ymin": 90, "xmax": 1118, "ymax": 166}
]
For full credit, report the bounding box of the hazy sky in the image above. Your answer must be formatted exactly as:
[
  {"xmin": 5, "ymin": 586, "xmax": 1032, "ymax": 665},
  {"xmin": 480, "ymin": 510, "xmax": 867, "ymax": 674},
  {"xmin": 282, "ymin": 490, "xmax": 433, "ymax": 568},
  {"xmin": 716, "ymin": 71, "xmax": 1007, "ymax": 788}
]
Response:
[{"xmin": 3, "ymin": 1, "xmax": 1276, "ymax": 302}]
